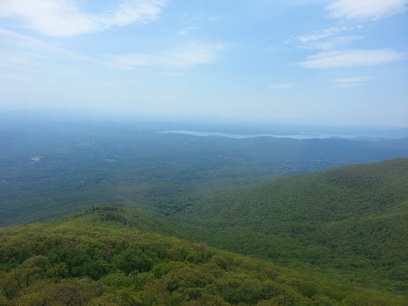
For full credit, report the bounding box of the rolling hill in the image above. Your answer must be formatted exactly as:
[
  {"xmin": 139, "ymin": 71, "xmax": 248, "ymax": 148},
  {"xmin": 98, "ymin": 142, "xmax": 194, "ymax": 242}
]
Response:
[
  {"xmin": 0, "ymin": 212, "xmax": 403, "ymax": 305},
  {"xmin": 1, "ymin": 157, "xmax": 407, "ymax": 304},
  {"xmin": 174, "ymin": 158, "xmax": 408, "ymax": 294}
]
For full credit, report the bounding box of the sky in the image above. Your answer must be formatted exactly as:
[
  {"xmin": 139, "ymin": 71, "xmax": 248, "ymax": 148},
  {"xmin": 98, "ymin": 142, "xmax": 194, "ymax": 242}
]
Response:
[{"xmin": 0, "ymin": 0, "xmax": 407, "ymax": 127}]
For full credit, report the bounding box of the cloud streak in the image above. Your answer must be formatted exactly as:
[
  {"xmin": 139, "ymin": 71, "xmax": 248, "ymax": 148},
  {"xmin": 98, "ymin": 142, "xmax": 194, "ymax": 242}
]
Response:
[
  {"xmin": 327, "ymin": 0, "xmax": 407, "ymax": 20},
  {"xmin": 292, "ymin": 26, "xmax": 363, "ymax": 51},
  {"xmin": 0, "ymin": 28, "xmax": 93, "ymax": 71},
  {"xmin": 0, "ymin": 27, "xmax": 223, "ymax": 72},
  {"xmin": 295, "ymin": 49, "xmax": 405, "ymax": 68},
  {"xmin": 0, "ymin": 0, "xmax": 167, "ymax": 37},
  {"xmin": 106, "ymin": 42, "xmax": 224, "ymax": 69},
  {"xmin": 334, "ymin": 75, "xmax": 372, "ymax": 87},
  {"xmin": 291, "ymin": 2, "xmax": 407, "ymax": 71},
  {"xmin": 296, "ymin": 27, "xmax": 349, "ymax": 44},
  {"xmin": 270, "ymin": 83, "xmax": 296, "ymax": 89}
]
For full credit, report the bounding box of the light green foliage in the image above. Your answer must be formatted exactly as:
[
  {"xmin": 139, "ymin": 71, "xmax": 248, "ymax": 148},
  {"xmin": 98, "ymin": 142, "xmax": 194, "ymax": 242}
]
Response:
[{"xmin": 0, "ymin": 222, "xmax": 402, "ymax": 305}]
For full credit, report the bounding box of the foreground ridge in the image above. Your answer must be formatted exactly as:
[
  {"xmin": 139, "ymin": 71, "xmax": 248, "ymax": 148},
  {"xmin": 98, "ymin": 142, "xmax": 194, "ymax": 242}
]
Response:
[{"xmin": 0, "ymin": 219, "xmax": 403, "ymax": 305}]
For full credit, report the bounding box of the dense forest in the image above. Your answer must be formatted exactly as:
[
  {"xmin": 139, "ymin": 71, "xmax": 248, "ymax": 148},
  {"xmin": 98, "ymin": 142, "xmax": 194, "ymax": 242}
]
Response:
[
  {"xmin": 1, "ymin": 119, "xmax": 407, "ymax": 305},
  {"xmin": 1, "ymin": 159, "xmax": 407, "ymax": 304},
  {"xmin": 0, "ymin": 217, "xmax": 403, "ymax": 305},
  {"xmin": 174, "ymin": 159, "xmax": 408, "ymax": 294}
]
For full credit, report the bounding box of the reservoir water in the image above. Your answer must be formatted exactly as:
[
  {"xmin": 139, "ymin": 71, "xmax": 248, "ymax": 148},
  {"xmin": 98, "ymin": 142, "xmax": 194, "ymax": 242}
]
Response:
[{"xmin": 159, "ymin": 130, "xmax": 357, "ymax": 140}]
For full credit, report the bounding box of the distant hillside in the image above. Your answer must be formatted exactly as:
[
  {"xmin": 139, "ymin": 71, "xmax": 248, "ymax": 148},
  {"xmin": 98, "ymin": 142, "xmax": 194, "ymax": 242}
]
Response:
[
  {"xmin": 2, "ymin": 119, "xmax": 408, "ymax": 227},
  {"xmin": 56, "ymin": 205, "xmax": 210, "ymax": 242},
  {"xmin": 176, "ymin": 158, "xmax": 408, "ymax": 294},
  {"xmin": 1, "ymin": 158, "xmax": 407, "ymax": 304},
  {"xmin": 0, "ymin": 217, "xmax": 403, "ymax": 305}
]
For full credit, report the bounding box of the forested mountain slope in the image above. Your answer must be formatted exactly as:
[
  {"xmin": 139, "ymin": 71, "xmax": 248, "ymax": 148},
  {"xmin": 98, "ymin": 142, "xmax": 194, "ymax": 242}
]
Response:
[
  {"xmin": 1, "ymin": 159, "xmax": 407, "ymax": 304},
  {"xmin": 0, "ymin": 219, "xmax": 403, "ymax": 305},
  {"xmin": 176, "ymin": 158, "xmax": 408, "ymax": 293}
]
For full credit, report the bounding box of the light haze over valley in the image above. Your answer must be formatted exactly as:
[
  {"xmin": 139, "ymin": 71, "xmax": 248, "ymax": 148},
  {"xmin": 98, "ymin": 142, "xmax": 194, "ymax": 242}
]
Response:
[{"xmin": 0, "ymin": 1, "xmax": 408, "ymax": 305}]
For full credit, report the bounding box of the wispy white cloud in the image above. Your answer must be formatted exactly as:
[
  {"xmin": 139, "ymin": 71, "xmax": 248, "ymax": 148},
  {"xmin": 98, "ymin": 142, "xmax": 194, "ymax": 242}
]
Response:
[
  {"xmin": 0, "ymin": 28, "xmax": 84, "ymax": 58},
  {"xmin": 292, "ymin": 26, "xmax": 363, "ymax": 51},
  {"xmin": 296, "ymin": 27, "xmax": 346, "ymax": 44},
  {"xmin": 0, "ymin": 27, "xmax": 224, "ymax": 72},
  {"xmin": 0, "ymin": 28, "xmax": 92, "ymax": 70},
  {"xmin": 177, "ymin": 27, "xmax": 199, "ymax": 36},
  {"xmin": 327, "ymin": 0, "xmax": 407, "ymax": 20},
  {"xmin": 295, "ymin": 49, "xmax": 405, "ymax": 68},
  {"xmin": 0, "ymin": 28, "xmax": 54, "ymax": 69},
  {"xmin": 176, "ymin": 13, "xmax": 224, "ymax": 37},
  {"xmin": 308, "ymin": 35, "xmax": 362, "ymax": 51},
  {"xmin": 291, "ymin": 1, "xmax": 407, "ymax": 70},
  {"xmin": 290, "ymin": 26, "xmax": 364, "ymax": 51},
  {"xmin": 106, "ymin": 42, "xmax": 224, "ymax": 69},
  {"xmin": 270, "ymin": 83, "xmax": 296, "ymax": 89},
  {"xmin": 0, "ymin": 0, "xmax": 167, "ymax": 37},
  {"xmin": 334, "ymin": 75, "xmax": 372, "ymax": 87}
]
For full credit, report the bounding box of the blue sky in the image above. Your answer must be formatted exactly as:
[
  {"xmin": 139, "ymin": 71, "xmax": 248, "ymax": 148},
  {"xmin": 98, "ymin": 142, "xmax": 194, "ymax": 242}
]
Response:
[{"xmin": 0, "ymin": 0, "xmax": 407, "ymax": 127}]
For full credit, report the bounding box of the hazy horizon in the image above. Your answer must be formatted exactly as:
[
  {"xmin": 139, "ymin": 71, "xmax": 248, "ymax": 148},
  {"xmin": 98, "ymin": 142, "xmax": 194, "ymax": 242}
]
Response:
[
  {"xmin": 1, "ymin": 1, "xmax": 407, "ymax": 127},
  {"xmin": 1, "ymin": 109, "xmax": 407, "ymax": 140}
]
